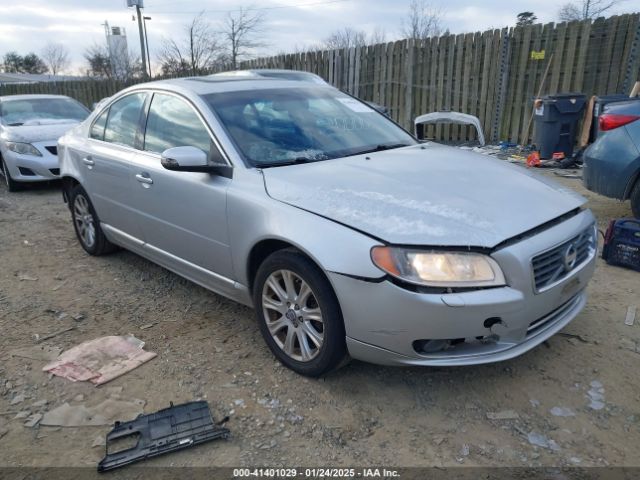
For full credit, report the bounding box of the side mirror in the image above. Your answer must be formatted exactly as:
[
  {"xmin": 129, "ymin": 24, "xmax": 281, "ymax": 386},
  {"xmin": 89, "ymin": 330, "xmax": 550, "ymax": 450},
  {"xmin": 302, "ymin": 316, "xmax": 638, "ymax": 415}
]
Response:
[{"xmin": 160, "ymin": 146, "xmax": 232, "ymax": 178}]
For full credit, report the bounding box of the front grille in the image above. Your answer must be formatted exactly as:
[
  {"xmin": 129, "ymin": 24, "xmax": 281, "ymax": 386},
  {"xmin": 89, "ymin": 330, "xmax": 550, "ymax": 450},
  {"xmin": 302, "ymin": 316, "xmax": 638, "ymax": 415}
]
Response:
[
  {"xmin": 532, "ymin": 225, "xmax": 595, "ymax": 291},
  {"xmin": 49, "ymin": 168, "xmax": 60, "ymax": 176},
  {"xmin": 45, "ymin": 146, "xmax": 58, "ymax": 155}
]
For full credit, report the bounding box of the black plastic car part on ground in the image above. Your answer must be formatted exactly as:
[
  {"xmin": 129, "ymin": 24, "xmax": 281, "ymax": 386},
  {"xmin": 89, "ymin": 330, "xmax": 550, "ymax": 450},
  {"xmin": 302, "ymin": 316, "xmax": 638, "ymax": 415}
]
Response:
[{"xmin": 98, "ymin": 401, "xmax": 230, "ymax": 472}]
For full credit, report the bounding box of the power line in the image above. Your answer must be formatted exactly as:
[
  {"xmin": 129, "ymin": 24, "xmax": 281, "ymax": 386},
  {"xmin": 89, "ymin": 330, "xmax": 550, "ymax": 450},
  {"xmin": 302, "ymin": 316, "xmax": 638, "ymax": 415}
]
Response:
[{"xmin": 147, "ymin": 0, "xmax": 352, "ymax": 15}]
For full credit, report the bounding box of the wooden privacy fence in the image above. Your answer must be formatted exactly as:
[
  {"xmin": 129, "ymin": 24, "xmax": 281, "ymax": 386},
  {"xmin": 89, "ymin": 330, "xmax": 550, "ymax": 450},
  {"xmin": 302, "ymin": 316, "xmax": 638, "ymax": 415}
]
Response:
[
  {"xmin": 2, "ymin": 13, "xmax": 639, "ymax": 144},
  {"xmin": 242, "ymin": 13, "xmax": 640, "ymax": 144},
  {"xmin": 0, "ymin": 77, "xmax": 139, "ymax": 110}
]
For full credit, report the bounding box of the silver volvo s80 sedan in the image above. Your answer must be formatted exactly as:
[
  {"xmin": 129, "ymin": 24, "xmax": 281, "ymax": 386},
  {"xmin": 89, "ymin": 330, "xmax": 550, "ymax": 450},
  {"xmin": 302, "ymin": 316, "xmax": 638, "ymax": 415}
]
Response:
[{"xmin": 58, "ymin": 73, "xmax": 597, "ymax": 376}]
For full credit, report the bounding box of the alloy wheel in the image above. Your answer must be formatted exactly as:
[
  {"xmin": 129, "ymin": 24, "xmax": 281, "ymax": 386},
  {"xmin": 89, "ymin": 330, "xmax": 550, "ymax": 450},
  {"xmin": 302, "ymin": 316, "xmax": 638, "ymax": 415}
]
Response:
[
  {"xmin": 261, "ymin": 269, "xmax": 324, "ymax": 362},
  {"xmin": 73, "ymin": 194, "xmax": 96, "ymax": 249}
]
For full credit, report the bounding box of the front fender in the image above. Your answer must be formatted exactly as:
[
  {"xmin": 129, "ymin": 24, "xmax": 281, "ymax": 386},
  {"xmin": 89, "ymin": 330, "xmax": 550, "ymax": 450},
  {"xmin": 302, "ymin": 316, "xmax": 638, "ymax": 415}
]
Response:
[{"xmin": 226, "ymin": 169, "xmax": 384, "ymax": 287}]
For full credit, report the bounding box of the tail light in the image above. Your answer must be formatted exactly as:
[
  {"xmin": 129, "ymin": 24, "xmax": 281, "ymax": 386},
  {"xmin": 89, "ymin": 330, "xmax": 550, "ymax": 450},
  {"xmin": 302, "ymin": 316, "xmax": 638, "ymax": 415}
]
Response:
[{"xmin": 599, "ymin": 113, "xmax": 640, "ymax": 132}]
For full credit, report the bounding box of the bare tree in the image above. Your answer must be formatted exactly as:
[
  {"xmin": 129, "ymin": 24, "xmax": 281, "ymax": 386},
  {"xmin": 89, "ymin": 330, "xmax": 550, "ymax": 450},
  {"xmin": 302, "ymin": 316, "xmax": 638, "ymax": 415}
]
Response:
[
  {"xmin": 321, "ymin": 27, "xmax": 389, "ymax": 50},
  {"xmin": 558, "ymin": 0, "xmax": 623, "ymax": 21},
  {"xmin": 158, "ymin": 12, "xmax": 224, "ymax": 75},
  {"xmin": 41, "ymin": 43, "xmax": 70, "ymax": 75},
  {"xmin": 401, "ymin": 0, "xmax": 443, "ymax": 40},
  {"xmin": 369, "ymin": 26, "xmax": 388, "ymax": 45},
  {"xmin": 323, "ymin": 28, "xmax": 368, "ymax": 49},
  {"xmin": 84, "ymin": 45, "xmax": 112, "ymax": 78},
  {"xmin": 84, "ymin": 44, "xmax": 142, "ymax": 80},
  {"xmin": 221, "ymin": 6, "xmax": 267, "ymax": 69}
]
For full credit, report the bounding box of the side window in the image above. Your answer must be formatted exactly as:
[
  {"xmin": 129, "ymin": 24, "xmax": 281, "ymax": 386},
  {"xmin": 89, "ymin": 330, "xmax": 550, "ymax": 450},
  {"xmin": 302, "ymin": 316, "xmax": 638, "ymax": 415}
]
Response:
[
  {"xmin": 104, "ymin": 93, "xmax": 146, "ymax": 148},
  {"xmin": 90, "ymin": 108, "xmax": 108, "ymax": 140},
  {"xmin": 144, "ymin": 93, "xmax": 224, "ymax": 163}
]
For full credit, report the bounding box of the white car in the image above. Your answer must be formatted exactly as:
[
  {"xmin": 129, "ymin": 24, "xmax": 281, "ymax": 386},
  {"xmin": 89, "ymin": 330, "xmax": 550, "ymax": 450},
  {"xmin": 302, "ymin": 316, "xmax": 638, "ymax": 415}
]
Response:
[{"xmin": 0, "ymin": 94, "xmax": 90, "ymax": 191}]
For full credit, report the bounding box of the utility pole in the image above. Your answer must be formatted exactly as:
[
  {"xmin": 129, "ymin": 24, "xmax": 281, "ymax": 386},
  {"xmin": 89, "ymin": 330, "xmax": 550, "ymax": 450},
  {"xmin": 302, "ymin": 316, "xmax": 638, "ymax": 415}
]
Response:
[
  {"xmin": 130, "ymin": 0, "xmax": 148, "ymax": 78},
  {"xmin": 143, "ymin": 16, "xmax": 152, "ymax": 77}
]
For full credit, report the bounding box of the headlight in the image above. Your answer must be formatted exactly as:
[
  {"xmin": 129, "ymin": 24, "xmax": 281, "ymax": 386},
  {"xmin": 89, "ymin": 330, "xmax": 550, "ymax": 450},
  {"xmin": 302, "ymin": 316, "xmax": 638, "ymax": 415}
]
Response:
[
  {"xmin": 6, "ymin": 142, "xmax": 42, "ymax": 157},
  {"xmin": 371, "ymin": 246, "xmax": 506, "ymax": 287}
]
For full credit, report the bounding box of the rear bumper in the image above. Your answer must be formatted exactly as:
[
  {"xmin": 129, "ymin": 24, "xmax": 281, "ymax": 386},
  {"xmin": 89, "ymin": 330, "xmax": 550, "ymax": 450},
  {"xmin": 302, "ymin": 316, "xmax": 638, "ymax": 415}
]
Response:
[
  {"xmin": 582, "ymin": 130, "xmax": 640, "ymax": 200},
  {"xmin": 329, "ymin": 209, "xmax": 597, "ymax": 366}
]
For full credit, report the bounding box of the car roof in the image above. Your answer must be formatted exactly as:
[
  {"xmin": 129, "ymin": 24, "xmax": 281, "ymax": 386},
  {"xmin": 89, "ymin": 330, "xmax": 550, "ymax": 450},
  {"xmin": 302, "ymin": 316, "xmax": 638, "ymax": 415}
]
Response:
[
  {"xmin": 122, "ymin": 75, "xmax": 334, "ymax": 97},
  {"xmin": 209, "ymin": 69, "xmax": 327, "ymax": 83},
  {"xmin": 0, "ymin": 94, "xmax": 73, "ymax": 102}
]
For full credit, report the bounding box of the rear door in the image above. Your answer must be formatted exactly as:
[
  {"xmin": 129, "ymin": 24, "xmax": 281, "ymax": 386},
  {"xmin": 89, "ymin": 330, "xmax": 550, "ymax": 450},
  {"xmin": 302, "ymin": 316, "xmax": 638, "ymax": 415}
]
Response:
[
  {"xmin": 128, "ymin": 91, "xmax": 236, "ymax": 290},
  {"xmin": 83, "ymin": 92, "xmax": 148, "ymax": 247}
]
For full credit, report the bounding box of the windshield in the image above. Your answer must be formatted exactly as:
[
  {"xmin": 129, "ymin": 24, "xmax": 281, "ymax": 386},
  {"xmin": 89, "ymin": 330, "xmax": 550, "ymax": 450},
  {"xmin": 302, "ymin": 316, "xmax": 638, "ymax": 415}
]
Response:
[
  {"xmin": 204, "ymin": 87, "xmax": 416, "ymax": 167},
  {"xmin": 0, "ymin": 98, "xmax": 90, "ymax": 126}
]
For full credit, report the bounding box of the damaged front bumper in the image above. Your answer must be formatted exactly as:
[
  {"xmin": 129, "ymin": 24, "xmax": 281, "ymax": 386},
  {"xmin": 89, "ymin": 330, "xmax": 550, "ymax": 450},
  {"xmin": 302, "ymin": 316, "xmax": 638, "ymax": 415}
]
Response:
[{"xmin": 330, "ymin": 209, "xmax": 597, "ymax": 367}]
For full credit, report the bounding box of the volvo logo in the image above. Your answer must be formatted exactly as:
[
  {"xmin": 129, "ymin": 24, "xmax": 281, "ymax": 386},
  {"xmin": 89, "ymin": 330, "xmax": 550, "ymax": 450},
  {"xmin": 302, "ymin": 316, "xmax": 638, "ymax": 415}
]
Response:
[
  {"xmin": 563, "ymin": 243, "xmax": 578, "ymax": 271},
  {"xmin": 285, "ymin": 309, "xmax": 300, "ymax": 327}
]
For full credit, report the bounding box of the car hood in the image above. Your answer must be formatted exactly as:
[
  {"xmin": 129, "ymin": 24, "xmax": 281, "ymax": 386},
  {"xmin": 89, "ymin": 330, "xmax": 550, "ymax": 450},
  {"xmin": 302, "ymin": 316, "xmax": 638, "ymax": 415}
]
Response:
[
  {"xmin": 1, "ymin": 121, "xmax": 79, "ymax": 143},
  {"xmin": 263, "ymin": 144, "xmax": 586, "ymax": 248}
]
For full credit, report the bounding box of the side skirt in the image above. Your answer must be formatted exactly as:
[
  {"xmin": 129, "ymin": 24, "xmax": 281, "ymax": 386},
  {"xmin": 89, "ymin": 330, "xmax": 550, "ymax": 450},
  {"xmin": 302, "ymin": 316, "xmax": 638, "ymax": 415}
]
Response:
[{"xmin": 101, "ymin": 223, "xmax": 253, "ymax": 307}]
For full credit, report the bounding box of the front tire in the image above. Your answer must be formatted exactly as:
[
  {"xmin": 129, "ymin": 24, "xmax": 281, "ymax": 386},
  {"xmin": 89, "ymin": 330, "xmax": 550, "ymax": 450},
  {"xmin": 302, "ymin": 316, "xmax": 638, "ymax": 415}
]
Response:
[
  {"xmin": 253, "ymin": 249, "xmax": 347, "ymax": 377},
  {"xmin": 69, "ymin": 185, "xmax": 117, "ymax": 255},
  {"xmin": 1, "ymin": 157, "xmax": 22, "ymax": 192}
]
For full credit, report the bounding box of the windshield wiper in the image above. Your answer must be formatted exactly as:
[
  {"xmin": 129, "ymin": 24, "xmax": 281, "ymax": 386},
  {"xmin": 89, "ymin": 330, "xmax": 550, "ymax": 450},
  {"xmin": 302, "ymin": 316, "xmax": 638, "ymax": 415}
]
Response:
[
  {"xmin": 7, "ymin": 122, "xmax": 24, "ymax": 126},
  {"xmin": 258, "ymin": 157, "xmax": 323, "ymax": 168},
  {"xmin": 343, "ymin": 143, "xmax": 412, "ymax": 158}
]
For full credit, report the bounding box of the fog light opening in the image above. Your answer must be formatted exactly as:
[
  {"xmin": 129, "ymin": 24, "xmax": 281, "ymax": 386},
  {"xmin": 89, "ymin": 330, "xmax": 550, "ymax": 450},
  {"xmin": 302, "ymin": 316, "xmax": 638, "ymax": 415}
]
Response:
[
  {"xmin": 414, "ymin": 334, "xmax": 500, "ymax": 355},
  {"xmin": 413, "ymin": 339, "xmax": 450, "ymax": 354},
  {"xmin": 483, "ymin": 317, "xmax": 502, "ymax": 329},
  {"xmin": 18, "ymin": 167, "xmax": 36, "ymax": 176}
]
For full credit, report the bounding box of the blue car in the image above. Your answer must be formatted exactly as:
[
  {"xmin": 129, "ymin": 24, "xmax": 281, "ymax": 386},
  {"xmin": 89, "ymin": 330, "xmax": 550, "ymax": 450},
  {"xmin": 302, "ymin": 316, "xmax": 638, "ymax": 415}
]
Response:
[{"xmin": 583, "ymin": 100, "xmax": 640, "ymax": 217}]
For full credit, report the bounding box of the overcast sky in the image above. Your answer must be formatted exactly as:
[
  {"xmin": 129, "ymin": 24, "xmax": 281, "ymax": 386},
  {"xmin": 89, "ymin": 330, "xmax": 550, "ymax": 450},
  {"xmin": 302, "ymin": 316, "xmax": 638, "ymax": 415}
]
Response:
[{"xmin": 0, "ymin": 0, "xmax": 636, "ymax": 74}]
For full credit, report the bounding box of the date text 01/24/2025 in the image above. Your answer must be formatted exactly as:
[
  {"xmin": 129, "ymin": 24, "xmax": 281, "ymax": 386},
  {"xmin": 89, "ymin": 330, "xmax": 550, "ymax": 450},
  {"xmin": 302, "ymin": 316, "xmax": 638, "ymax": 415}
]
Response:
[{"xmin": 232, "ymin": 468, "xmax": 400, "ymax": 478}]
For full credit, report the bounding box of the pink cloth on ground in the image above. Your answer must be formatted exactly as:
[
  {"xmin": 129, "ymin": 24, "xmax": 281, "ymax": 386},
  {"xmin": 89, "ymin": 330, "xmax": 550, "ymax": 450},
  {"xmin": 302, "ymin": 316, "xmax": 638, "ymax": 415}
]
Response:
[{"xmin": 43, "ymin": 335, "xmax": 156, "ymax": 385}]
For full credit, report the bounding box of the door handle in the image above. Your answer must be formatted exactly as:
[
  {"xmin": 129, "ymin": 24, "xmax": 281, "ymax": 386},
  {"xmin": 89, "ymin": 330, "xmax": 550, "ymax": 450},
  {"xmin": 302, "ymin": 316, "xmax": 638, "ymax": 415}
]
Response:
[
  {"xmin": 82, "ymin": 157, "xmax": 95, "ymax": 167},
  {"xmin": 135, "ymin": 173, "xmax": 153, "ymax": 185}
]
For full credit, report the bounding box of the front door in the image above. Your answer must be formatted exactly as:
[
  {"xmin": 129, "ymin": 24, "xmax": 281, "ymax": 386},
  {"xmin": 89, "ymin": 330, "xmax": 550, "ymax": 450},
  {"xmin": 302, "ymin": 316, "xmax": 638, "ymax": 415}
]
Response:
[{"xmin": 127, "ymin": 92, "xmax": 235, "ymax": 294}]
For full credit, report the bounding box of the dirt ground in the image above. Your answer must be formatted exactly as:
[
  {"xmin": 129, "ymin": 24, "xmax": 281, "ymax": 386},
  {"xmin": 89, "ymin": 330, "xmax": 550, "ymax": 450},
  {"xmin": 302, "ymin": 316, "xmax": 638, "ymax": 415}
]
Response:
[{"xmin": 0, "ymin": 167, "xmax": 639, "ymax": 470}]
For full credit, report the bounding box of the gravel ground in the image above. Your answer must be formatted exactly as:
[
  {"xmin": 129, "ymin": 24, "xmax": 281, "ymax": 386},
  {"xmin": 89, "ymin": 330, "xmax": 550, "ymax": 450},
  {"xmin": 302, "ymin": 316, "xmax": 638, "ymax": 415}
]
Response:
[{"xmin": 0, "ymin": 169, "xmax": 639, "ymax": 469}]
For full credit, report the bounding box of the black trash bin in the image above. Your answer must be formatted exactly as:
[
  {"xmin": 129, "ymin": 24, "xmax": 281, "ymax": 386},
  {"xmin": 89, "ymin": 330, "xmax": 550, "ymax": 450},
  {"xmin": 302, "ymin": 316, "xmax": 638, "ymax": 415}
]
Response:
[
  {"xmin": 534, "ymin": 93, "xmax": 586, "ymax": 159},
  {"xmin": 591, "ymin": 94, "xmax": 640, "ymax": 141}
]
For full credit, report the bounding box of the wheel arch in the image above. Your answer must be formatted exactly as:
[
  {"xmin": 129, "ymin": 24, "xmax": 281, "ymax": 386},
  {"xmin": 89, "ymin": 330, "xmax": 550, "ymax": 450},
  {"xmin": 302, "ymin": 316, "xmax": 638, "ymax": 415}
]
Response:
[
  {"xmin": 247, "ymin": 238, "xmax": 327, "ymax": 295},
  {"xmin": 623, "ymin": 163, "xmax": 640, "ymax": 200},
  {"xmin": 60, "ymin": 175, "xmax": 81, "ymax": 207}
]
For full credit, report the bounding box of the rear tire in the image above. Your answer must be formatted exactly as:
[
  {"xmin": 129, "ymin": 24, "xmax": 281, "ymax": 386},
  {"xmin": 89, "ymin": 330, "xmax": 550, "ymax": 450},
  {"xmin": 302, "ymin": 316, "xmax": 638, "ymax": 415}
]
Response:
[
  {"xmin": 1, "ymin": 157, "xmax": 22, "ymax": 192},
  {"xmin": 253, "ymin": 248, "xmax": 347, "ymax": 377},
  {"xmin": 631, "ymin": 179, "xmax": 640, "ymax": 219},
  {"xmin": 69, "ymin": 184, "xmax": 117, "ymax": 256}
]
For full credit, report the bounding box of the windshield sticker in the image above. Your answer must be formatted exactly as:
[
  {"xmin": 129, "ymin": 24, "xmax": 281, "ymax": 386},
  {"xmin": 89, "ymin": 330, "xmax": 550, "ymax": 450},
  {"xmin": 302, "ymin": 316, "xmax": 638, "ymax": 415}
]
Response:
[{"xmin": 337, "ymin": 98, "xmax": 375, "ymax": 113}]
